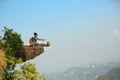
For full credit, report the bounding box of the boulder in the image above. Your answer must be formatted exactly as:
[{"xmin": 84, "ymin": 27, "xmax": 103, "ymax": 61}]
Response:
[
  {"xmin": 15, "ymin": 42, "xmax": 51, "ymax": 62},
  {"xmin": 15, "ymin": 44, "xmax": 44, "ymax": 62}
]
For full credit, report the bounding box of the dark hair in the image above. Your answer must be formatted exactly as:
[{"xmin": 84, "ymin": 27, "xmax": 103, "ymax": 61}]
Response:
[{"xmin": 34, "ymin": 32, "xmax": 37, "ymax": 36}]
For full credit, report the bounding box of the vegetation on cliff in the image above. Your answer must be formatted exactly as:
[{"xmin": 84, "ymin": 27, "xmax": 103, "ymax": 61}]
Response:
[{"xmin": 0, "ymin": 27, "xmax": 46, "ymax": 80}]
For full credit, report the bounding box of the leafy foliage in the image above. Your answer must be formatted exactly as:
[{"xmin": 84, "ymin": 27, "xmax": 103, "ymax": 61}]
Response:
[
  {"xmin": 0, "ymin": 27, "xmax": 23, "ymax": 70},
  {"xmin": 7, "ymin": 62, "xmax": 46, "ymax": 80},
  {"xmin": 22, "ymin": 62, "xmax": 39, "ymax": 80},
  {"xmin": 2, "ymin": 27, "xmax": 23, "ymax": 56},
  {"xmin": 0, "ymin": 27, "xmax": 47, "ymax": 80}
]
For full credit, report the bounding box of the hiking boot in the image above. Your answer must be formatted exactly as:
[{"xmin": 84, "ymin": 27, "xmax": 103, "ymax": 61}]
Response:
[{"xmin": 47, "ymin": 41, "xmax": 51, "ymax": 46}]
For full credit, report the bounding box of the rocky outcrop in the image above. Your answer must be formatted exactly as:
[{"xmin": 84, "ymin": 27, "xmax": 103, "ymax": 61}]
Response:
[{"xmin": 15, "ymin": 44, "xmax": 45, "ymax": 62}]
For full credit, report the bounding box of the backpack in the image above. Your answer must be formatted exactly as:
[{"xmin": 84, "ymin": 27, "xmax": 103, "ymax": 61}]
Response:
[{"xmin": 29, "ymin": 37, "xmax": 35, "ymax": 46}]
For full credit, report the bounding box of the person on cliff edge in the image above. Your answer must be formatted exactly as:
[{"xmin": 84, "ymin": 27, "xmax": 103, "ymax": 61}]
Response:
[{"xmin": 29, "ymin": 32, "xmax": 51, "ymax": 47}]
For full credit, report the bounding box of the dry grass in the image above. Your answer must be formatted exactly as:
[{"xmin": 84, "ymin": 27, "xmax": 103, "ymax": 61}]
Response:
[
  {"xmin": 0, "ymin": 49, "xmax": 7, "ymax": 80},
  {"xmin": 0, "ymin": 50, "xmax": 7, "ymax": 68}
]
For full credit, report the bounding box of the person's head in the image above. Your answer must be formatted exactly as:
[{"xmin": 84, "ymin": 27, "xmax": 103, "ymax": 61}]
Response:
[{"xmin": 34, "ymin": 32, "xmax": 38, "ymax": 37}]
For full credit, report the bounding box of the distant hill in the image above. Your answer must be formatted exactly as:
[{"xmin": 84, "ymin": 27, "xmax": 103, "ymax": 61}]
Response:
[
  {"xmin": 95, "ymin": 67, "xmax": 120, "ymax": 80},
  {"xmin": 46, "ymin": 62, "xmax": 120, "ymax": 80}
]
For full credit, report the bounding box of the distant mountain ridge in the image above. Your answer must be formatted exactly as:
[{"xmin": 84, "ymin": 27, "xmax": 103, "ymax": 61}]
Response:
[
  {"xmin": 95, "ymin": 67, "xmax": 120, "ymax": 80},
  {"xmin": 46, "ymin": 62, "xmax": 120, "ymax": 80}
]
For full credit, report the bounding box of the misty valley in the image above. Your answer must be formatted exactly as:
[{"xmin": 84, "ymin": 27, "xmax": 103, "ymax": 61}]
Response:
[{"xmin": 45, "ymin": 62, "xmax": 120, "ymax": 80}]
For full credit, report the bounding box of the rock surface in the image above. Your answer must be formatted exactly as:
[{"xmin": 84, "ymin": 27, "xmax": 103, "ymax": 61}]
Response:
[{"xmin": 15, "ymin": 44, "xmax": 44, "ymax": 62}]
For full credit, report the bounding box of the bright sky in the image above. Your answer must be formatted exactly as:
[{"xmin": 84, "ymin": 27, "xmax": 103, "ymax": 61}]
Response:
[{"xmin": 0, "ymin": 0, "xmax": 120, "ymax": 73}]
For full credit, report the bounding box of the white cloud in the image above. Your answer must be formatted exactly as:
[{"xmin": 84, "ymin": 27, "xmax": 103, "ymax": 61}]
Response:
[
  {"xmin": 106, "ymin": 38, "xmax": 114, "ymax": 44},
  {"xmin": 113, "ymin": 29, "xmax": 119, "ymax": 36},
  {"xmin": 113, "ymin": 29, "xmax": 120, "ymax": 39},
  {"xmin": 106, "ymin": 29, "xmax": 120, "ymax": 45}
]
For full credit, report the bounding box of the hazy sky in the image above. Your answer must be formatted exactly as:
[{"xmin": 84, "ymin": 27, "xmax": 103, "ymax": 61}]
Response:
[{"xmin": 0, "ymin": 0, "xmax": 120, "ymax": 73}]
